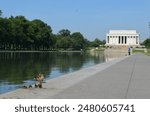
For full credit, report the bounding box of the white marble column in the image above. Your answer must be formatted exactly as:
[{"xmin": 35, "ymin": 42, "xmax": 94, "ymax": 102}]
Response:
[
  {"xmin": 123, "ymin": 36, "xmax": 125, "ymax": 44},
  {"xmin": 117, "ymin": 36, "xmax": 119, "ymax": 44},
  {"xmin": 120, "ymin": 36, "xmax": 122, "ymax": 44}
]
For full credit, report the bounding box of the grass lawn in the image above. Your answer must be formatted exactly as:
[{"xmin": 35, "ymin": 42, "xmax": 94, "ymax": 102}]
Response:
[
  {"xmin": 132, "ymin": 49, "xmax": 145, "ymax": 53},
  {"xmin": 147, "ymin": 49, "xmax": 150, "ymax": 56},
  {"xmin": 133, "ymin": 48, "xmax": 150, "ymax": 56}
]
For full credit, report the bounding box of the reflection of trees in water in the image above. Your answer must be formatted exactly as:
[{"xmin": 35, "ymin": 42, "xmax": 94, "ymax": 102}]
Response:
[
  {"xmin": 86, "ymin": 51, "xmax": 105, "ymax": 64},
  {"xmin": 0, "ymin": 53, "xmax": 52, "ymax": 83},
  {"xmin": 0, "ymin": 52, "xmax": 105, "ymax": 84},
  {"xmin": 55, "ymin": 52, "xmax": 86, "ymax": 73}
]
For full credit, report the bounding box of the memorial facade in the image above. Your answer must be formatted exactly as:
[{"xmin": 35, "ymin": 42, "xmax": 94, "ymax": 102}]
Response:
[{"xmin": 106, "ymin": 30, "xmax": 140, "ymax": 47}]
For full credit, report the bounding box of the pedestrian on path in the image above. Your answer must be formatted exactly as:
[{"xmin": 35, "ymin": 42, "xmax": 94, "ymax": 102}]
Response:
[{"xmin": 128, "ymin": 47, "xmax": 131, "ymax": 55}]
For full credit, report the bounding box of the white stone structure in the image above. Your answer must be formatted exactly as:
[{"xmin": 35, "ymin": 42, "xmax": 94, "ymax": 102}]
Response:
[{"xmin": 106, "ymin": 30, "xmax": 140, "ymax": 47}]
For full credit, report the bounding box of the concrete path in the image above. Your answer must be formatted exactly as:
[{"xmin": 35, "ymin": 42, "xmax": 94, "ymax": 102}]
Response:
[
  {"xmin": 51, "ymin": 53, "xmax": 150, "ymax": 99},
  {"xmin": 0, "ymin": 53, "xmax": 150, "ymax": 99}
]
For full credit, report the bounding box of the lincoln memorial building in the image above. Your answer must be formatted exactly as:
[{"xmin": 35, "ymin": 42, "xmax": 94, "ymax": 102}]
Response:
[{"xmin": 106, "ymin": 30, "xmax": 140, "ymax": 47}]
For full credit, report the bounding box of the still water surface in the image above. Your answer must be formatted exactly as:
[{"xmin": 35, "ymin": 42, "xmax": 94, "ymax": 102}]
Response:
[{"xmin": 0, "ymin": 51, "xmax": 120, "ymax": 94}]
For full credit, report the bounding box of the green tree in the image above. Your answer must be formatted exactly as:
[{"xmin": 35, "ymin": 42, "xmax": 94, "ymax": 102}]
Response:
[
  {"xmin": 55, "ymin": 36, "xmax": 71, "ymax": 49},
  {"xmin": 0, "ymin": 10, "xmax": 2, "ymax": 17},
  {"xmin": 30, "ymin": 19, "xmax": 53, "ymax": 50},
  {"xmin": 55, "ymin": 29, "xmax": 72, "ymax": 50},
  {"xmin": 0, "ymin": 15, "xmax": 53, "ymax": 50},
  {"xmin": 9, "ymin": 16, "xmax": 30, "ymax": 50},
  {"xmin": 58, "ymin": 29, "xmax": 71, "ymax": 37},
  {"xmin": 71, "ymin": 32, "xmax": 85, "ymax": 50},
  {"xmin": 0, "ymin": 17, "xmax": 13, "ymax": 50},
  {"xmin": 90, "ymin": 38, "xmax": 102, "ymax": 47},
  {"xmin": 84, "ymin": 39, "xmax": 90, "ymax": 49},
  {"xmin": 143, "ymin": 39, "xmax": 150, "ymax": 47},
  {"xmin": 0, "ymin": 10, "xmax": 92, "ymax": 51}
]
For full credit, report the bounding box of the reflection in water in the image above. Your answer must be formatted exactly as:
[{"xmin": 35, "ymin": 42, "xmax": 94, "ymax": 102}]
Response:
[
  {"xmin": 0, "ymin": 51, "xmax": 124, "ymax": 94},
  {"xmin": 104, "ymin": 49, "xmax": 127, "ymax": 61}
]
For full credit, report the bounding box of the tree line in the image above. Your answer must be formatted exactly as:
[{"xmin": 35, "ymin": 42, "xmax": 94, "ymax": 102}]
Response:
[{"xmin": 0, "ymin": 10, "xmax": 105, "ymax": 51}]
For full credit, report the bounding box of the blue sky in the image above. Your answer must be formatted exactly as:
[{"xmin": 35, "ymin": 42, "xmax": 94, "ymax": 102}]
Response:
[{"xmin": 0, "ymin": 0, "xmax": 150, "ymax": 41}]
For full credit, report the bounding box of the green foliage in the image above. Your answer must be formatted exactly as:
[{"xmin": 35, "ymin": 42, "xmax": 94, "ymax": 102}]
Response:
[
  {"xmin": 58, "ymin": 29, "xmax": 71, "ymax": 37},
  {"xmin": 143, "ymin": 39, "xmax": 150, "ymax": 48},
  {"xmin": 55, "ymin": 30, "xmax": 89, "ymax": 50},
  {"xmin": 90, "ymin": 38, "xmax": 103, "ymax": 47},
  {"xmin": 0, "ymin": 10, "xmax": 2, "ymax": 17},
  {"xmin": 0, "ymin": 10, "xmax": 106, "ymax": 51},
  {"xmin": 0, "ymin": 14, "xmax": 53, "ymax": 50},
  {"xmin": 132, "ymin": 49, "xmax": 145, "ymax": 53},
  {"xmin": 55, "ymin": 36, "xmax": 71, "ymax": 49},
  {"xmin": 71, "ymin": 32, "xmax": 85, "ymax": 50}
]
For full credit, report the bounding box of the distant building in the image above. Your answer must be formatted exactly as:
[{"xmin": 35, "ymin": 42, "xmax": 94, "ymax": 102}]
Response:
[{"xmin": 106, "ymin": 30, "xmax": 140, "ymax": 47}]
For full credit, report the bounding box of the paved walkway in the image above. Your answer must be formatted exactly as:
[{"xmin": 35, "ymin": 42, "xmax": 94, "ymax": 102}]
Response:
[
  {"xmin": 0, "ymin": 53, "xmax": 150, "ymax": 99},
  {"xmin": 52, "ymin": 53, "xmax": 150, "ymax": 99}
]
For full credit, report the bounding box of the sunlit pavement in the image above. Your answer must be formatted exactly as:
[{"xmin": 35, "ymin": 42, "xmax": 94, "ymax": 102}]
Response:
[{"xmin": 52, "ymin": 54, "xmax": 150, "ymax": 99}]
